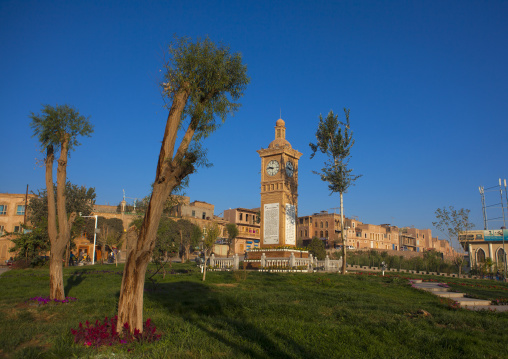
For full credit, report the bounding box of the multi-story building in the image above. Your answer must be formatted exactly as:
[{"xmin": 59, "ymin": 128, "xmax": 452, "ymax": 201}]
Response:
[
  {"xmin": 223, "ymin": 208, "xmax": 260, "ymax": 253},
  {"xmin": 297, "ymin": 211, "xmax": 344, "ymax": 248},
  {"xmin": 400, "ymin": 227, "xmax": 432, "ymax": 252},
  {"xmin": 350, "ymin": 220, "xmax": 400, "ymax": 250},
  {"xmin": 0, "ymin": 193, "xmax": 35, "ymax": 263}
]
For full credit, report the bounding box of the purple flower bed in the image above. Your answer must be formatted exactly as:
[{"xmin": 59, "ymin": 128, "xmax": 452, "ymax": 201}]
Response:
[
  {"xmin": 71, "ymin": 316, "xmax": 161, "ymax": 349},
  {"xmin": 28, "ymin": 296, "xmax": 78, "ymax": 305}
]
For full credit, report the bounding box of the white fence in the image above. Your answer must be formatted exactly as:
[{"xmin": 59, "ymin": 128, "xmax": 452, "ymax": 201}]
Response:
[{"xmin": 209, "ymin": 253, "xmax": 342, "ymax": 273}]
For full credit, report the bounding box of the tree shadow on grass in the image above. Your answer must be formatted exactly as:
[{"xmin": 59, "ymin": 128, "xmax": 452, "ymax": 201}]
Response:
[
  {"xmin": 146, "ymin": 281, "xmax": 318, "ymax": 358},
  {"xmin": 64, "ymin": 272, "xmax": 85, "ymax": 296}
]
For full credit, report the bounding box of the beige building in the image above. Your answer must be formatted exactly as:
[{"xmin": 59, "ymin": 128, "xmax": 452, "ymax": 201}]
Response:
[
  {"xmin": 0, "ymin": 193, "xmax": 35, "ymax": 263},
  {"xmin": 223, "ymin": 208, "xmax": 260, "ymax": 253},
  {"xmin": 350, "ymin": 220, "xmax": 400, "ymax": 250},
  {"xmin": 297, "ymin": 211, "xmax": 343, "ymax": 248},
  {"xmin": 459, "ymin": 229, "xmax": 507, "ymax": 269}
]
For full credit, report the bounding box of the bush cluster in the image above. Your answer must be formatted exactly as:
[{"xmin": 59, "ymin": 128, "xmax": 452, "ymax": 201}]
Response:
[
  {"xmin": 71, "ymin": 316, "xmax": 161, "ymax": 348},
  {"xmin": 28, "ymin": 296, "xmax": 77, "ymax": 305},
  {"xmin": 337, "ymin": 249, "xmax": 458, "ymax": 273}
]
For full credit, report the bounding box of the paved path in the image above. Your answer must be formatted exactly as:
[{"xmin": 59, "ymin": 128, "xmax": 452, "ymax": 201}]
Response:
[{"xmin": 410, "ymin": 279, "xmax": 508, "ymax": 312}]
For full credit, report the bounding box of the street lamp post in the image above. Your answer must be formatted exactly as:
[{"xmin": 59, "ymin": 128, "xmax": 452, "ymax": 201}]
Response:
[{"xmin": 80, "ymin": 213, "xmax": 98, "ymax": 265}]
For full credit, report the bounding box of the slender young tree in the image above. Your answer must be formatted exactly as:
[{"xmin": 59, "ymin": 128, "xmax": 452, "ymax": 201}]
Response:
[
  {"xmin": 225, "ymin": 223, "xmax": 239, "ymax": 257},
  {"xmin": 30, "ymin": 104, "xmax": 93, "ymax": 300},
  {"xmin": 202, "ymin": 222, "xmax": 220, "ymax": 282},
  {"xmin": 432, "ymin": 206, "xmax": 475, "ymax": 277},
  {"xmin": 309, "ymin": 109, "xmax": 361, "ymax": 275},
  {"xmin": 117, "ymin": 36, "xmax": 249, "ymax": 333}
]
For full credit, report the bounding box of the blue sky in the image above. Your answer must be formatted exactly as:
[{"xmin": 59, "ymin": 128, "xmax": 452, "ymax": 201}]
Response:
[{"xmin": 1, "ymin": 0, "xmax": 507, "ymax": 237}]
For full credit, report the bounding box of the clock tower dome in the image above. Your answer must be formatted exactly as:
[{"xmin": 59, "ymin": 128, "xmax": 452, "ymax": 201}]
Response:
[{"xmin": 257, "ymin": 118, "xmax": 302, "ymax": 248}]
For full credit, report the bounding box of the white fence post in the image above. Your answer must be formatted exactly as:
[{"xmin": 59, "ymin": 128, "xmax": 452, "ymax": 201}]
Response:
[
  {"xmin": 233, "ymin": 254, "xmax": 239, "ymax": 270},
  {"xmin": 210, "ymin": 253, "xmax": 215, "ymax": 268}
]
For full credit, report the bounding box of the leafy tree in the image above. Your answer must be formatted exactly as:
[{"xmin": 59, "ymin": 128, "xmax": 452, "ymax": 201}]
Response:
[
  {"xmin": 202, "ymin": 222, "xmax": 220, "ymax": 281},
  {"xmin": 30, "ymin": 104, "xmax": 93, "ymax": 300},
  {"xmin": 432, "ymin": 206, "xmax": 475, "ymax": 277},
  {"xmin": 149, "ymin": 217, "xmax": 179, "ymax": 286},
  {"xmin": 117, "ymin": 36, "xmax": 249, "ymax": 333},
  {"xmin": 28, "ymin": 183, "xmax": 96, "ymax": 266},
  {"xmin": 225, "ymin": 223, "xmax": 239, "ymax": 257},
  {"xmin": 309, "ymin": 109, "xmax": 361, "ymax": 274},
  {"xmin": 178, "ymin": 219, "xmax": 201, "ymax": 262},
  {"xmin": 9, "ymin": 225, "xmax": 50, "ymax": 264},
  {"xmin": 84, "ymin": 217, "xmax": 123, "ymax": 264},
  {"xmin": 308, "ymin": 237, "xmax": 326, "ymax": 260}
]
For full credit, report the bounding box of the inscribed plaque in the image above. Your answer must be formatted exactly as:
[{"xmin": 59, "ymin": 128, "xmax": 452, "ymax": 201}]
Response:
[
  {"xmin": 263, "ymin": 203, "xmax": 279, "ymax": 244},
  {"xmin": 285, "ymin": 204, "xmax": 296, "ymax": 245}
]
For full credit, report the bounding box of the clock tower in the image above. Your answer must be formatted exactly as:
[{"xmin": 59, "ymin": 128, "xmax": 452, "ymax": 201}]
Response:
[{"xmin": 257, "ymin": 118, "xmax": 302, "ymax": 248}]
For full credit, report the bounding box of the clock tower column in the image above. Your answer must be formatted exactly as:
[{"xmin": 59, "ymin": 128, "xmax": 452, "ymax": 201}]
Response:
[{"xmin": 257, "ymin": 118, "xmax": 302, "ymax": 248}]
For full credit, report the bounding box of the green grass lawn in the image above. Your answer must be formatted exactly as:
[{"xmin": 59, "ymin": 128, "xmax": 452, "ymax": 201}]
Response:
[{"xmin": 0, "ymin": 264, "xmax": 507, "ymax": 359}]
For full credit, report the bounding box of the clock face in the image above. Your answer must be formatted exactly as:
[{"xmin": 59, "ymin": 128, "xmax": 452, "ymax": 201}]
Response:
[
  {"xmin": 285, "ymin": 161, "xmax": 294, "ymax": 177},
  {"xmin": 266, "ymin": 160, "xmax": 280, "ymax": 176}
]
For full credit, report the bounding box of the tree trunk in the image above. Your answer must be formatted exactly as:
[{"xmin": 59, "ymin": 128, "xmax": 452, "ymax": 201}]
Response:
[
  {"xmin": 117, "ymin": 86, "xmax": 193, "ymax": 334},
  {"xmin": 49, "ymin": 241, "xmax": 66, "ymax": 298},
  {"xmin": 64, "ymin": 241, "xmax": 70, "ymax": 268},
  {"xmin": 340, "ymin": 192, "xmax": 347, "ymax": 275},
  {"xmin": 179, "ymin": 230, "xmax": 185, "ymax": 263},
  {"xmin": 202, "ymin": 251, "xmax": 209, "ymax": 281},
  {"xmin": 185, "ymin": 242, "xmax": 190, "ymax": 262}
]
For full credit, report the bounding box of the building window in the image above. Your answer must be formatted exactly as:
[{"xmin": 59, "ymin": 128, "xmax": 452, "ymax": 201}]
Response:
[
  {"xmin": 476, "ymin": 248, "xmax": 486, "ymax": 263},
  {"xmin": 365, "ymin": 233, "xmax": 367, "ymax": 238},
  {"xmin": 314, "ymin": 222, "xmax": 317, "ymax": 227},
  {"xmin": 202, "ymin": 212, "xmax": 206, "ymax": 219},
  {"xmin": 320, "ymin": 231, "xmax": 323, "ymax": 238},
  {"xmin": 299, "ymin": 218, "xmax": 303, "ymax": 224},
  {"xmin": 305, "ymin": 230, "xmax": 307, "ymax": 237},
  {"xmin": 0, "ymin": 205, "xmax": 7, "ymax": 215},
  {"xmin": 325, "ymin": 221, "xmax": 328, "ymax": 228},
  {"xmin": 239, "ymin": 213, "xmax": 243, "ymax": 221},
  {"xmin": 315, "ymin": 231, "xmax": 317, "ymax": 237},
  {"xmin": 325, "ymin": 231, "xmax": 328, "ymax": 238},
  {"xmin": 14, "ymin": 226, "xmax": 20, "ymax": 233},
  {"xmin": 0, "ymin": 225, "xmax": 4, "ymax": 235},
  {"xmin": 192, "ymin": 210, "xmax": 195, "ymax": 217},
  {"xmin": 16, "ymin": 205, "xmax": 25, "ymax": 216},
  {"xmin": 320, "ymin": 222, "xmax": 323, "ymax": 228},
  {"xmin": 246, "ymin": 214, "xmax": 249, "ymax": 221},
  {"xmin": 352, "ymin": 222, "xmax": 355, "ymax": 228}
]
